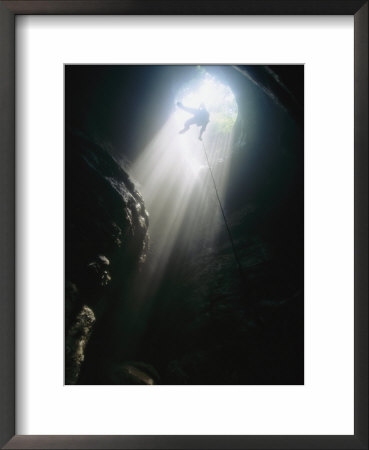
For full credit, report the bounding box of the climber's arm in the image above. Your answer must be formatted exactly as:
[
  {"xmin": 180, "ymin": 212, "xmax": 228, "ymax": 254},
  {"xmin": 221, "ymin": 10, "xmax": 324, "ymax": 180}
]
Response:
[{"xmin": 177, "ymin": 102, "xmax": 198, "ymax": 115}]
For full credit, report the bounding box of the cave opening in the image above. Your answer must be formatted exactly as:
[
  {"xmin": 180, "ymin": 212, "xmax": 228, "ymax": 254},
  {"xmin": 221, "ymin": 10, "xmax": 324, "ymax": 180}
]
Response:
[
  {"xmin": 172, "ymin": 69, "xmax": 238, "ymax": 174},
  {"xmin": 174, "ymin": 69, "xmax": 238, "ymax": 139}
]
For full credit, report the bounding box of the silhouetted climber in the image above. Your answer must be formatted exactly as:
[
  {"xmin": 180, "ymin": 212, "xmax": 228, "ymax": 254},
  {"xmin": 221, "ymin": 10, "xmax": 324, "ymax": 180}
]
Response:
[{"xmin": 177, "ymin": 102, "xmax": 209, "ymax": 141}]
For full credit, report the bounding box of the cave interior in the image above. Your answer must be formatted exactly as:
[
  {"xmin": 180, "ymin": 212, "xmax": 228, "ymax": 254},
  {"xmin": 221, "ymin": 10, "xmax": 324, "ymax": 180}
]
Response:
[{"xmin": 65, "ymin": 64, "xmax": 304, "ymax": 385}]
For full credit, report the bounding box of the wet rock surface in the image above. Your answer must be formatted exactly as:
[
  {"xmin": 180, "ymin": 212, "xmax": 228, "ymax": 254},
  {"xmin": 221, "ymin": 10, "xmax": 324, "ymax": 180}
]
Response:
[
  {"xmin": 65, "ymin": 305, "xmax": 96, "ymax": 385},
  {"xmin": 65, "ymin": 131, "xmax": 149, "ymax": 384}
]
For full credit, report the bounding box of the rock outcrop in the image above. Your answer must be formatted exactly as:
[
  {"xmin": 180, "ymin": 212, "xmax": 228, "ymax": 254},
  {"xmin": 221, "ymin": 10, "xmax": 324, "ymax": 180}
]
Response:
[{"xmin": 65, "ymin": 130, "xmax": 149, "ymax": 384}]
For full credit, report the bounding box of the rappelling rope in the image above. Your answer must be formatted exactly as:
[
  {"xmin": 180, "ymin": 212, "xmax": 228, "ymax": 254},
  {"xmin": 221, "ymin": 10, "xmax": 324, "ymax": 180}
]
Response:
[{"xmin": 201, "ymin": 140, "xmax": 243, "ymax": 274}]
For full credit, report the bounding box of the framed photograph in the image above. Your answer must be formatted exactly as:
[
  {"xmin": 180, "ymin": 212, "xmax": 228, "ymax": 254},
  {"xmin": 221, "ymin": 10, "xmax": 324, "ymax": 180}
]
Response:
[{"xmin": 0, "ymin": 1, "xmax": 367, "ymax": 449}]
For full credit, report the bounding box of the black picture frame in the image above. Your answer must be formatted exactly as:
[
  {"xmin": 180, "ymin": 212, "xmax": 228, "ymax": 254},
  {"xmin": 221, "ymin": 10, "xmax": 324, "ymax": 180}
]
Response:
[{"xmin": 0, "ymin": 1, "xmax": 367, "ymax": 449}]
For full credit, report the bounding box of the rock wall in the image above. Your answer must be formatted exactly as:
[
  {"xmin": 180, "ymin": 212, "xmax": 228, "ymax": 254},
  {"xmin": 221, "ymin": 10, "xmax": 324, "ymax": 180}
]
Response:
[{"xmin": 65, "ymin": 130, "xmax": 149, "ymax": 384}]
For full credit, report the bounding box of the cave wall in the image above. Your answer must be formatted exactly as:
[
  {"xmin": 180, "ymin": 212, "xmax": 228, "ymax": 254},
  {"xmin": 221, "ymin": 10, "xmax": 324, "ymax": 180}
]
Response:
[{"xmin": 65, "ymin": 130, "xmax": 149, "ymax": 384}]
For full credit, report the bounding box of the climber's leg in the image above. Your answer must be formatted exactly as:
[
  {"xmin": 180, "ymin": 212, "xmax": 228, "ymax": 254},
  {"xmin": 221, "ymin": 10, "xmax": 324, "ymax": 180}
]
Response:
[
  {"xmin": 198, "ymin": 123, "xmax": 207, "ymax": 140},
  {"xmin": 179, "ymin": 117, "xmax": 196, "ymax": 134}
]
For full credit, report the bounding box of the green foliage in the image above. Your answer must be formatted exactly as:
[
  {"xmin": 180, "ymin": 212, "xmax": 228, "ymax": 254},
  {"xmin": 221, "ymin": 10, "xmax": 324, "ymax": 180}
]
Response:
[{"xmin": 212, "ymin": 111, "xmax": 237, "ymax": 135}]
